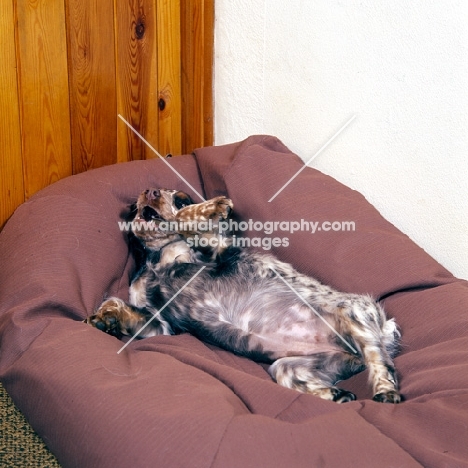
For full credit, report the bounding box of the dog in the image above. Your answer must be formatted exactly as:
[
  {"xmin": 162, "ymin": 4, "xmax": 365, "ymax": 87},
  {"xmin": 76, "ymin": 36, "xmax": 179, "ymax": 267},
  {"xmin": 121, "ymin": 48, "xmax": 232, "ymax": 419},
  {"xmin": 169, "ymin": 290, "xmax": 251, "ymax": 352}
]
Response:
[{"xmin": 86, "ymin": 188, "xmax": 401, "ymax": 403}]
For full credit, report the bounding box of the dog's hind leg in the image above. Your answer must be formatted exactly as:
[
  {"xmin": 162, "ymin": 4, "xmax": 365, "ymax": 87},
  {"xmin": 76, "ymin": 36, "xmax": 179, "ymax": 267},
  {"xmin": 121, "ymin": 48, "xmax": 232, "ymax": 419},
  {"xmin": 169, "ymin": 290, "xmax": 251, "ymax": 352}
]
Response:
[
  {"xmin": 268, "ymin": 352, "xmax": 365, "ymax": 403},
  {"xmin": 358, "ymin": 342, "xmax": 401, "ymax": 403},
  {"xmin": 337, "ymin": 297, "xmax": 401, "ymax": 403}
]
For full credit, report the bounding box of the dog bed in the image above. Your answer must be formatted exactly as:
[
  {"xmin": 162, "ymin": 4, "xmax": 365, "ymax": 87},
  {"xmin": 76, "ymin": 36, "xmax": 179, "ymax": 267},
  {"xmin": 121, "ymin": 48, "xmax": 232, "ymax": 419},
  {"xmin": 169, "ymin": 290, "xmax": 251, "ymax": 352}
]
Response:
[{"xmin": 0, "ymin": 135, "xmax": 467, "ymax": 467}]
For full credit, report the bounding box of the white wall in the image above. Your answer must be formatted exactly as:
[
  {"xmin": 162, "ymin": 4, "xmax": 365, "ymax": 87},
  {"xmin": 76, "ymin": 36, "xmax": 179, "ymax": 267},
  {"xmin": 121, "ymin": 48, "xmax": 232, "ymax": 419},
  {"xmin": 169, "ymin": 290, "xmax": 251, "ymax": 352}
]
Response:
[{"xmin": 214, "ymin": 0, "xmax": 468, "ymax": 280}]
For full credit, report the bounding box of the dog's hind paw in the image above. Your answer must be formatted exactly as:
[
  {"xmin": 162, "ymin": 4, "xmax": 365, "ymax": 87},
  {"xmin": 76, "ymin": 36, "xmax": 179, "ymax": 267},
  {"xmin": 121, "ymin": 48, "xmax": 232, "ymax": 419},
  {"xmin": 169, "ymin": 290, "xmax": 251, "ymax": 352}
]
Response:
[
  {"xmin": 332, "ymin": 388, "xmax": 357, "ymax": 403},
  {"xmin": 373, "ymin": 390, "xmax": 401, "ymax": 404}
]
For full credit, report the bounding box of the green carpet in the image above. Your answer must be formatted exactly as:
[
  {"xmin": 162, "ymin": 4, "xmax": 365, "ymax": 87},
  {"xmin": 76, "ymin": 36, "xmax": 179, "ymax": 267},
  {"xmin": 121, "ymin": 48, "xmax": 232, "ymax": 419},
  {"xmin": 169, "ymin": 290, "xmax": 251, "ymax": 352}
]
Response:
[{"xmin": 0, "ymin": 382, "xmax": 60, "ymax": 467}]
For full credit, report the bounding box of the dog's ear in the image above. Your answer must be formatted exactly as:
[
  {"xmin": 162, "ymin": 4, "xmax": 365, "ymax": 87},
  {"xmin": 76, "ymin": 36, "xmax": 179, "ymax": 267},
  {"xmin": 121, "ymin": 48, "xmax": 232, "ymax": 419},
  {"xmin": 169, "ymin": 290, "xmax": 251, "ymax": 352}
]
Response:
[
  {"xmin": 127, "ymin": 231, "xmax": 147, "ymax": 274},
  {"xmin": 122, "ymin": 203, "xmax": 138, "ymax": 221},
  {"xmin": 120, "ymin": 203, "xmax": 147, "ymax": 273},
  {"xmin": 174, "ymin": 191, "xmax": 194, "ymax": 210}
]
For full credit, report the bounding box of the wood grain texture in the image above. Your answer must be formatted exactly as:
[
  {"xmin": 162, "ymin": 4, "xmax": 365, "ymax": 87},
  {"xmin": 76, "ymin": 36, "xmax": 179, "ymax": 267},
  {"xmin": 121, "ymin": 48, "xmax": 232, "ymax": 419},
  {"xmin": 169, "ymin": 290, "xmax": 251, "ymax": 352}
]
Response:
[
  {"xmin": 0, "ymin": 1, "xmax": 213, "ymax": 229},
  {"xmin": 181, "ymin": 0, "xmax": 214, "ymax": 154},
  {"xmin": 115, "ymin": 0, "xmax": 159, "ymax": 162},
  {"xmin": 157, "ymin": 0, "xmax": 182, "ymax": 157},
  {"xmin": 0, "ymin": 1, "xmax": 24, "ymax": 228},
  {"xmin": 15, "ymin": 0, "xmax": 72, "ymax": 198},
  {"xmin": 66, "ymin": 0, "xmax": 117, "ymax": 173}
]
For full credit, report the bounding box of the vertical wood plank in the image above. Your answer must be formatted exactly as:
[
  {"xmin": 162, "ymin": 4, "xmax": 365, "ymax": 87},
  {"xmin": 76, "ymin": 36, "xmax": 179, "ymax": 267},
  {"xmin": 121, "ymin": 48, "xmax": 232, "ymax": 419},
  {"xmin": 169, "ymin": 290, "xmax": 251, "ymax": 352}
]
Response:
[
  {"xmin": 180, "ymin": 0, "xmax": 198, "ymax": 155},
  {"xmin": 115, "ymin": 0, "xmax": 159, "ymax": 162},
  {"xmin": 181, "ymin": 0, "xmax": 214, "ymax": 154},
  {"xmin": 15, "ymin": 0, "xmax": 72, "ymax": 198},
  {"xmin": 0, "ymin": 0, "xmax": 24, "ymax": 228},
  {"xmin": 202, "ymin": 0, "xmax": 214, "ymax": 148},
  {"xmin": 66, "ymin": 0, "xmax": 118, "ymax": 173},
  {"xmin": 157, "ymin": 0, "xmax": 182, "ymax": 156}
]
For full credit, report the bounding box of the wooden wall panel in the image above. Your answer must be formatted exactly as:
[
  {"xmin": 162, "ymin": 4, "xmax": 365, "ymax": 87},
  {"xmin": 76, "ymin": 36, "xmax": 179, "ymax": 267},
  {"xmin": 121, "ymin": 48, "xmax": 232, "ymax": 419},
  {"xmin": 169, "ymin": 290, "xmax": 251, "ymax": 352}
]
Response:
[
  {"xmin": 15, "ymin": 0, "xmax": 72, "ymax": 198},
  {"xmin": 0, "ymin": 1, "xmax": 24, "ymax": 228},
  {"xmin": 181, "ymin": 0, "xmax": 214, "ymax": 154},
  {"xmin": 115, "ymin": 0, "xmax": 159, "ymax": 163},
  {"xmin": 0, "ymin": 0, "xmax": 214, "ymax": 229},
  {"xmin": 157, "ymin": 0, "xmax": 182, "ymax": 157},
  {"xmin": 66, "ymin": 0, "xmax": 118, "ymax": 173}
]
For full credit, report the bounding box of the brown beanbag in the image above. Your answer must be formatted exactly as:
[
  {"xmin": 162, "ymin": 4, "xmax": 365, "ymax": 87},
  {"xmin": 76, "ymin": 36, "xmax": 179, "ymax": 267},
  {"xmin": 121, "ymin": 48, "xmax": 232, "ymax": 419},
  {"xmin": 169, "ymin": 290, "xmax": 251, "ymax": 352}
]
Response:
[{"xmin": 1, "ymin": 136, "xmax": 467, "ymax": 467}]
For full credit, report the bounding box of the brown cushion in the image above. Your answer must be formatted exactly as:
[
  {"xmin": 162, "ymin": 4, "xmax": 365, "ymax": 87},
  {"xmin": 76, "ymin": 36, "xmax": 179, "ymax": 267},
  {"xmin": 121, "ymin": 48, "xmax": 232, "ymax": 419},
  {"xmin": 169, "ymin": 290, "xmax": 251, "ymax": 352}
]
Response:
[{"xmin": 0, "ymin": 136, "xmax": 467, "ymax": 467}]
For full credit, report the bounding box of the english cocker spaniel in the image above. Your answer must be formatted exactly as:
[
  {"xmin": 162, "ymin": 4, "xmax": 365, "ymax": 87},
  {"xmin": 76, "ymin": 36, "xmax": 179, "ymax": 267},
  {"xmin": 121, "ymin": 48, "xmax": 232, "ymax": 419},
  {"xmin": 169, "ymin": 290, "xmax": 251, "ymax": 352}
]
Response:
[{"xmin": 86, "ymin": 188, "xmax": 401, "ymax": 403}]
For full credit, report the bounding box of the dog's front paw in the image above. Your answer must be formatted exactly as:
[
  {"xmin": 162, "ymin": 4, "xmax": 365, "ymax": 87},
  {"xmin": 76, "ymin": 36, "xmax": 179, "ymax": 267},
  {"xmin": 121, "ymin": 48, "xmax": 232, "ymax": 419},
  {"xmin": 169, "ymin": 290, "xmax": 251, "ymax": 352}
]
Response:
[
  {"xmin": 373, "ymin": 390, "xmax": 402, "ymax": 404},
  {"xmin": 85, "ymin": 298, "xmax": 128, "ymax": 338},
  {"xmin": 176, "ymin": 196, "xmax": 233, "ymax": 224},
  {"xmin": 208, "ymin": 196, "xmax": 233, "ymax": 220}
]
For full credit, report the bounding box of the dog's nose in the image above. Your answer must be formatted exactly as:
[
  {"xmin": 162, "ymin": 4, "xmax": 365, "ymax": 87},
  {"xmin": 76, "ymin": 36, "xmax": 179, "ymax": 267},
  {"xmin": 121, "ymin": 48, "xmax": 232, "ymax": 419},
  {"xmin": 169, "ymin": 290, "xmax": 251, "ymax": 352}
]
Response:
[{"xmin": 145, "ymin": 189, "xmax": 160, "ymax": 201}]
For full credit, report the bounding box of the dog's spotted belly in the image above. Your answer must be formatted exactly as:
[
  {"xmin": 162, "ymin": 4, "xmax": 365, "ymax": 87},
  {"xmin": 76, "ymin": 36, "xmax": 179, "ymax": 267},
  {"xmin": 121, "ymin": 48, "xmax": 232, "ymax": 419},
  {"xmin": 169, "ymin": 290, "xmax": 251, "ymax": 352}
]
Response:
[
  {"xmin": 215, "ymin": 303, "xmax": 344, "ymax": 360},
  {"xmin": 250, "ymin": 332, "xmax": 344, "ymax": 361}
]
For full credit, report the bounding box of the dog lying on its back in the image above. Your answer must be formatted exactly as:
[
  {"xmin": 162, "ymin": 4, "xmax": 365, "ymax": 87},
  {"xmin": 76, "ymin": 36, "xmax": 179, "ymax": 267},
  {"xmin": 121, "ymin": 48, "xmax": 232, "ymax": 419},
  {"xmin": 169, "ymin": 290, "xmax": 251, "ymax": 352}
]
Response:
[{"xmin": 86, "ymin": 188, "xmax": 401, "ymax": 403}]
